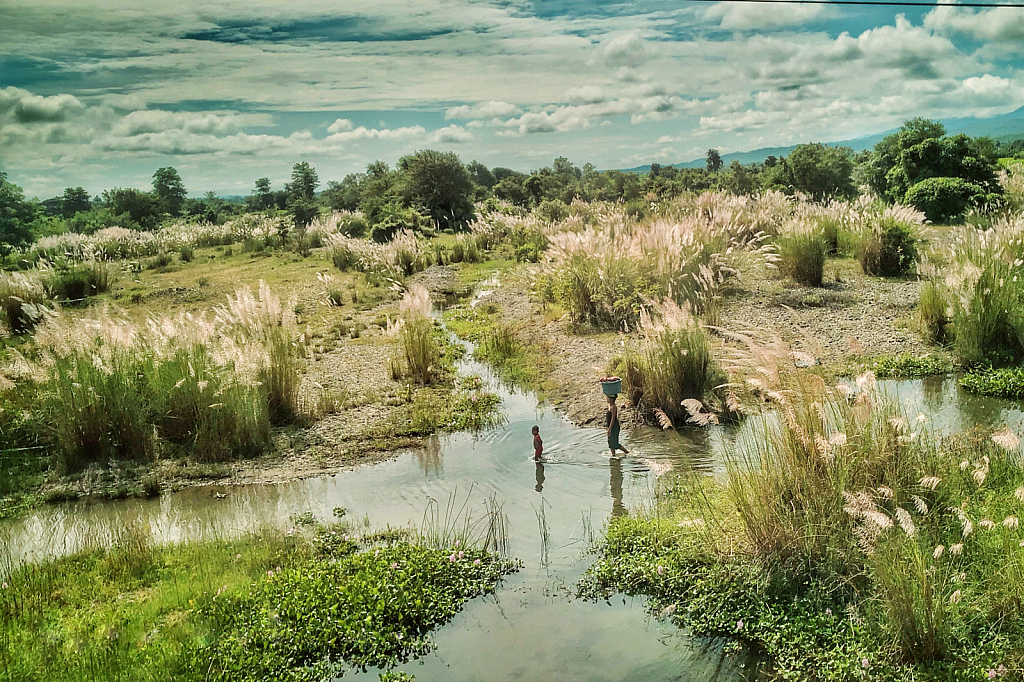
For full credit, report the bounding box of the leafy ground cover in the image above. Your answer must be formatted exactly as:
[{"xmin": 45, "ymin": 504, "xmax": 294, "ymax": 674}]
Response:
[
  {"xmin": 960, "ymin": 366, "xmax": 1024, "ymax": 399},
  {"xmin": 0, "ymin": 516, "xmax": 517, "ymax": 682},
  {"xmin": 871, "ymin": 354, "xmax": 954, "ymax": 379}
]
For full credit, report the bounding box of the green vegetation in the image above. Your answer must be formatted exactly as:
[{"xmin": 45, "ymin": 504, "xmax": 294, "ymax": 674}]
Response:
[
  {"xmin": 777, "ymin": 226, "xmax": 827, "ymax": 286},
  {"xmin": 617, "ymin": 302, "xmax": 727, "ymax": 426},
  {"xmin": 584, "ymin": 355, "xmax": 1024, "ymax": 680},
  {"xmin": 923, "ymin": 216, "xmax": 1024, "ymax": 365},
  {"xmin": 871, "ymin": 354, "xmax": 953, "ymax": 379},
  {"xmin": 0, "ymin": 515, "xmax": 517, "ymax": 681},
  {"xmin": 960, "ymin": 366, "xmax": 1024, "ymax": 398}
]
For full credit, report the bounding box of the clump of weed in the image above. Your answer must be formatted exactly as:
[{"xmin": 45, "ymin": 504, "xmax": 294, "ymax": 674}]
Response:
[
  {"xmin": 776, "ymin": 224, "xmax": 826, "ymax": 287},
  {"xmin": 40, "ymin": 259, "xmax": 117, "ymax": 302},
  {"xmin": 621, "ymin": 301, "xmax": 726, "ymax": 426},
  {"xmin": 0, "ymin": 271, "xmax": 51, "ymax": 334}
]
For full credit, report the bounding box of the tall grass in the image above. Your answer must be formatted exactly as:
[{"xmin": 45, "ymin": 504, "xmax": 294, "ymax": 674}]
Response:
[
  {"xmin": 589, "ymin": 338, "xmax": 1024, "ymax": 673},
  {"xmin": 0, "ymin": 271, "xmax": 50, "ymax": 335},
  {"xmin": 20, "ymin": 281, "xmax": 299, "ymax": 470},
  {"xmin": 390, "ymin": 286, "xmax": 439, "ymax": 386},
  {"xmin": 545, "ymin": 197, "xmax": 776, "ymax": 329},
  {"xmin": 924, "ymin": 215, "xmax": 1024, "ymax": 364},
  {"xmin": 776, "ymin": 222, "xmax": 827, "ymax": 286},
  {"xmin": 329, "ymin": 230, "xmax": 432, "ymax": 285},
  {"xmin": 620, "ymin": 301, "xmax": 726, "ymax": 425}
]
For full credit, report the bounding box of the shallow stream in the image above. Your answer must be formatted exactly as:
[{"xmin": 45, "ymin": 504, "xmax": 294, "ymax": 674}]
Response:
[{"xmin": 4, "ymin": 292, "xmax": 1024, "ymax": 680}]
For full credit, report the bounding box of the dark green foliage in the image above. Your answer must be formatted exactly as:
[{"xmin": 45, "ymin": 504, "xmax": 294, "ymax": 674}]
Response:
[
  {"xmin": 396, "ymin": 150, "xmax": 475, "ymax": 232},
  {"xmin": 60, "ymin": 187, "xmax": 92, "ymax": 217},
  {"xmin": 765, "ymin": 143, "xmax": 857, "ymax": 200},
  {"xmin": 706, "ymin": 148, "xmax": 723, "ymax": 173},
  {"xmin": 861, "ymin": 119, "xmax": 1001, "ymax": 204},
  {"xmin": 904, "ymin": 177, "xmax": 986, "ymax": 223},
  {"xmin": 960, "ymin": 366, "xmax": 1024, "ymax": 398},
  {"xmin": 871, "ymin": 354, "xmax": 952, "ymax": 379},
  {"xmin": 288, "ymin": 162, "xmax": 321, "ymax": 228},
  {"xmin": 179, "ymin": 244, "xmax": 194, "ymax": 262},
  {"xmin": 152, "ymin": 167, "xmax": 187, "ymax": 216},
  {"xmin": 858, "ymin": 218, "xmax": 918, "ymax": 276},
  {"xmin": 192, "ymin": 544, "xmax": 515, "ymax": 680},
  {"xmin": 100, "ymin": 188, "xmax": 162, "ymax": 230},
  {"xmin": 0, "ymin": 170, "xmax": 36, "ymax": 253},
  {"xmin": 249, "ymin": 177, "xmax": 275, "ymax": 211}
]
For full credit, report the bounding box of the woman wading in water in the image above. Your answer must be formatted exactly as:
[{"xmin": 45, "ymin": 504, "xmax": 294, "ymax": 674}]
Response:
[{"xmin": 605, "ymin": 394, "xmax": 629, "ymax": 456}]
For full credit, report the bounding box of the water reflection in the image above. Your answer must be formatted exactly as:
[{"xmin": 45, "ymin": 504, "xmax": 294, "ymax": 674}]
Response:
[
  {"xmin": 534, "ymin": 461, "xmax": 545, "ymax": 493},
  {"xmin": 611, "ymin": 456, "xmax": 627, "ymax": 517},
  {"xmin": 415, "ymin": 434, "xmax": 443, "ymax": 477}
]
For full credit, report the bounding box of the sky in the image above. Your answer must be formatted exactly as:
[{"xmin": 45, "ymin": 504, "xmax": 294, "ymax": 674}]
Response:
[{"xmin": 1, "ymin": 0, "xmax": 1024, "ymax": 198}]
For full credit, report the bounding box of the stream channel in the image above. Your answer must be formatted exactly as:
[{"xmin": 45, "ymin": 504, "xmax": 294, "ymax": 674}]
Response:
[{"xmin": 4, "ymin": 282, "xmax": 1024, "ymax": 681}]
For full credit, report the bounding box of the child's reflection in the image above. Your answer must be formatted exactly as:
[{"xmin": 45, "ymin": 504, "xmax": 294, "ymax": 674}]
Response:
[{"xmin": 535, "ymin": 461, "xmax": 545, "ymax": 493}]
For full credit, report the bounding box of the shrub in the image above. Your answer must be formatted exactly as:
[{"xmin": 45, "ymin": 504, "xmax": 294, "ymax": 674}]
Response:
[
  {"xmin": 179, "ymin": 244, "xmax": 194, "ymax": 262},
  {"xmin": 537, "ymin": 199, "xmax": 569, "ymax": 223},
  {"xmin": 40, "ymin": 260, "xmax": 117, "ymax": 302},
  {"xmin": 776, "ymin": 227, "xmax": 826, "ymax": 287},
  {"xmin": 146, "ymin": 253, "xmax": 173, "ymax": 270},
  {"xmin": 0, "ymin": 271, "xmax": 50, "ymax": 334},
  {"xmin": 871, "ymin": 354, "xmax": 952, "ymax": 379},
  {"xmin": 952, "ymin": 259, "xmax": 1024, "ymax": 365},
  {"xmin": 622, "ymin": 302, "xmax": 726, "ymax": 425},
  {"xmin": 858, "ymin": 217, "xmax": 919, "ymax": 276},
  {"xmin": 904, "ymin": 176, "xmax": 986, "ymax": 224}
]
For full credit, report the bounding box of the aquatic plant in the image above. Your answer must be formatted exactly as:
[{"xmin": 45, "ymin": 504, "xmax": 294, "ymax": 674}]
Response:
[{"xmin": 585, "ymin": 338, "xmax": 1024, "ymax": 677}]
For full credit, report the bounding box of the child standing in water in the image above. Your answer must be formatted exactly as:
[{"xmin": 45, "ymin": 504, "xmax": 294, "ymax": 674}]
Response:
[
  {"xmin": 606, "ymin": 394, "xmax": 629, "ymax": 456},
  {"xmin": 532, "ymin": 425, "xmax": 543, "ymax": 460}
]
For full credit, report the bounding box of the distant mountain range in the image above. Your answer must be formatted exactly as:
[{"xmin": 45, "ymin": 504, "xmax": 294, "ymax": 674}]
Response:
[{"xmin": 622, "ymin": 105, "xmax": 1024, "ymax": 173}]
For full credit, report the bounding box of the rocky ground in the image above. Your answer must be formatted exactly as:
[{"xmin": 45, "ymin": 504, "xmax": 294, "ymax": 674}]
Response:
[{"xmin": 467, "ymin": 258, "xmax": 943, "ymax": 428}]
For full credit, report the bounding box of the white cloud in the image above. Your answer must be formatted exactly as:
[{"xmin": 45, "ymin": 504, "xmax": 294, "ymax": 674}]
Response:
[
  {"xmin": 565, "ymin": 86, "xmax": 607, "ymax": 105},
  {"xmin": 0, "ymin": 87, "xmax": 84, "ymax": 123},
  {"xmin": 704, "ymin": 0, "xmax": 828, "ymax": 30},
  {"xmin": 325, "ymin": 125, "xmax": 426, "ymax": 142},
  {"xmin": 430, "ymin": 124, "xmax": 473, "ymax": 143},
  {"xmin": 113, "ymin": 110, "xmax": 259, "ymax": 137},
  {"xmin": 327, "ymin": 118, "xmax": 354, "ymax": 133},
  {"xmin": 595, "ymin": 31, "xmax": 650, "ymax": 69},
  {"xmin": 445, "ymin": 101, "xmax": 522, "ymax": 120},
  {"xmin": 924, "ymin": 4, "xmax": 1024, "ymax": 42}
]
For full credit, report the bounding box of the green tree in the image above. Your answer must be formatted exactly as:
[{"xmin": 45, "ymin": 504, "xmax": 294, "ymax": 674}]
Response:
[
  {"xmin": 101, "ymin": 188, "xmax": 162, "ymax": 230},
  {"xmin": 152, "ymin": 167, "xmax": 187, "ymax": 216},
  {"xmin": 0, "ymin": 171, "xmax": 36, "ymax": 253},
  {"xmin": 782, "ymin": 143, "xmax": 856, "ymax": 200},
  {"xmin": 859, "ymin": 119, "xmax": 1000, "ymax": 205},
  {"xmin": 250, "ymin": 177, "xmax": 274, "ymax": 211},
  {"xmin": 466, "ymin": 161, "xmax": 496, "ymax": 190},
  {"xmin": 60, "ymin": 187, "xmax": 91, "ymax": 217},
  {"xmin": 397, "ymin": 150, "xmax": 475, "ymax": 232},
  {"xmin": 323, "ymin": 174, "xmax": 364, "ymax": 212},
  {"xmin": 285, "ymin": 162, "xmax": 320, "ymax": 228},
  {"xmin": 706, "ymin": 149, "xmax": 723, "ymax": 173}
]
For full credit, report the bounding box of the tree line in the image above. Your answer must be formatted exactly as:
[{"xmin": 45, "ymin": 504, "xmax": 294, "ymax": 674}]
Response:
[{"xmin": 0, "ymin": 118, "xmax": 1017, "ymax": 253}]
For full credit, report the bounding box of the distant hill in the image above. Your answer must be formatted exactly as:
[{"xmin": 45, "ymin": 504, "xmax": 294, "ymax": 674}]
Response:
[{"xmin": 623, "ymin": 106, "xmax": 1024, "ymax": 173}]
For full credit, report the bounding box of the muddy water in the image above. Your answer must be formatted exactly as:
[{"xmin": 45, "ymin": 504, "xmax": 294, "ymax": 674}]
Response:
[{"xmin": 3, "ymin": 306, "xmax": 1021, "ymax": 681}]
